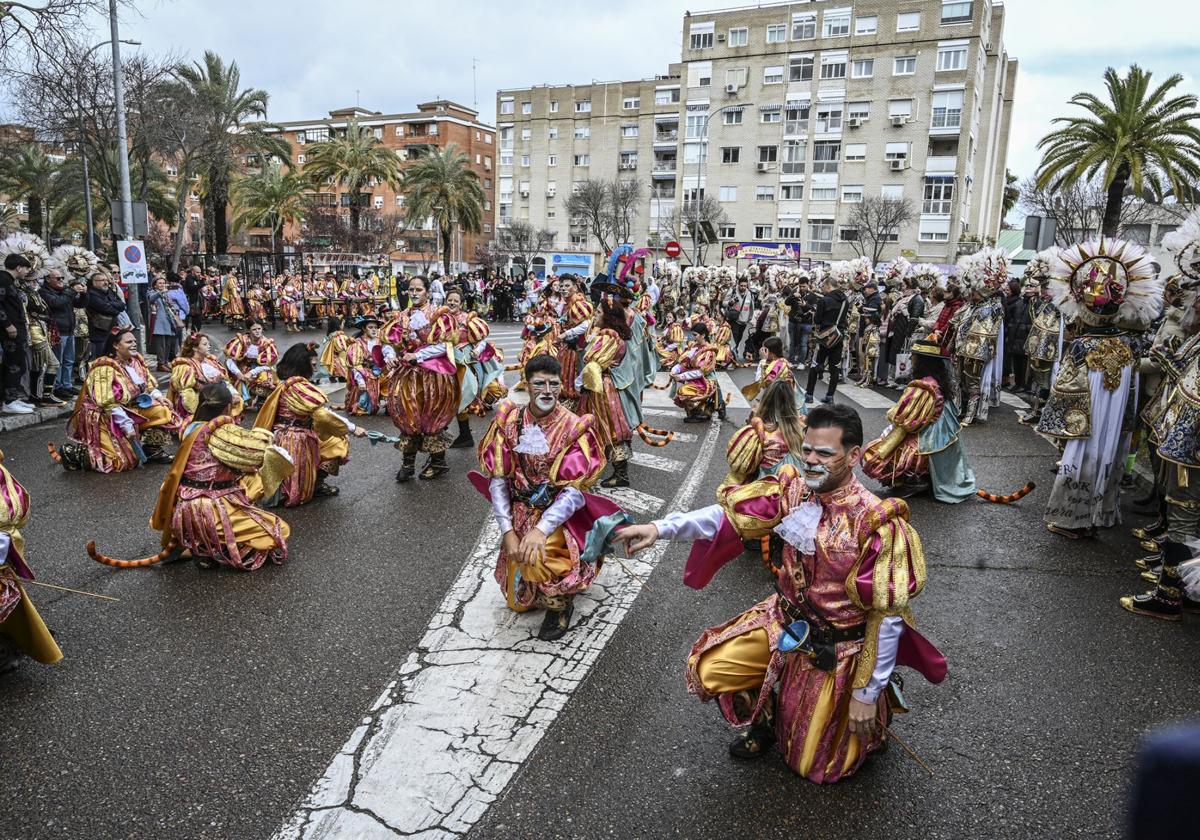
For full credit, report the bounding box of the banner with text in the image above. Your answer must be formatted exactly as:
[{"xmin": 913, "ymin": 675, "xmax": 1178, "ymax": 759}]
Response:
[{"xmin": 723, "ymin": 242, "xmax": 802, "ymax": 262}]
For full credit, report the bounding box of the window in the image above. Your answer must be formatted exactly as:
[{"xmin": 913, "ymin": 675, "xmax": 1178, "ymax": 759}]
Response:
[
  {"xmin": 719, "ymin": 186, "xmax": 737, "ymax": 202},
  {"xmin": 789, "ymin": 55, "xmax": 814, "ymax": 82},
  {"xmin": 485, "ymin": 133, "xmax": 493, "ymax": 144},
  {"xmin": 885, "ymin": 142, "xmax": 910, "ymax": 162},
  {"xmin": 574, "ymin": 125, "xmax": 590, "ymax": 139},
  {"xmin": 518, "ymin": 180, "xmax": 530, "ymax": 194},
  {"xmin": 815, "ymin": 105, "xmax": 843, "ymax": 133},
  {"xmin": 756, "ymin": 185, "xmax": 776, "ymax": 201},
  {"xmin": 937, "ymin": 43, "xmax": 968, "ymax": 71},
  {"xmin": 813, "ymin": 140, "xmax": 840, "ymax": 173},
  {"xmin": 619, "ymin": 152, "xmax": 638, "ymax": 169},
  {"xmin": 919, "ymin": 217, "xmax": 951, "ymax": 242},
  {"xmin": 500, "ymin": 151, "xmax": 513, "ymax": 166},
  {"xmin": 791, "ymin": 12, "xmax": 816, "ymax": 40},
  {"xmin": 754, "ymin": 225, "xmax": 773, "ymax": 240},
  {"xmin": 855, "ymin": 15, "xmax": 878, "ymax": 35},
  {"xmin": 521, "ymin": 128, "xmax": 532, "ymax": 140},
  {"xmin": 655, "ymin": 88, "xmax": 681, "ymax": 105},
  {"xmin": 475, "ymin": 154, "xmax": 481, "ymax": 164},
  {"xmin": 897, "ymin": 11, "xmax": 921, "ymax": 32},
  {"xmin": 822, "ymin": 9, "xmax": 850, "ymax": 37},
  {"xmin": 941, "ymin": 1, "xmax": 972, "ymax": 24},
  {"xmin": 683, "ymin": 144, "xmax": 708, "ymax": 165},
  {"xmin": 727, "ymin": 67, "xmax": 748, "ymax": 88},
  {"xmin": 931, "ymin": 90, "xmax": 964, "ymax": 129},
  {"xmin": 785, "ymin": 102, "xmax": 810, "ymax": 134},
  {"xmin": 395, "ymin": 195, "xmax": 403, "ymax": 207},
  {"xmin": 778, "ymin": 226, "xmax": 804, "ymax": 239},
  {"xmin": 623, "ymin": 96, "xmax": 640, "ymax": 109},
  {"xmin": 573, "ymin": 154, "xmax": 590, "ymax": 165},
  {"xmin": 820, "ymin": 53, "xmax": 848, "ymax": 79},
  {"xmin": 548, "ymin": 127, "xmax": 558, "ymax": 139},
  {"xmin": 851, "ymin": 58, "xmax": 874, "ymax": 78},
  {"xmin": 395, "ymin": 126, "xmax": 404, "ymax": 137},
  {"xmin": 839, "ymin": 226, "xmax": 860, "ymax": 242},
  {"xmin": 500, "ymin": 99, "xmax": 514, "ymax": 114},
  {"xmin": 728, "ymin": 27, "xmax": 748, "ymax": 47},
  {"xmin": 550, "ymin": 100, "xmax": 559, "ymax": 113},
  {"xmin": 689, "ymin": 22, "xmax": 715, "ymax": 50},
  {"xmin": 548, "ymin": 154, "xmax": 558, "ymax": 166},
  {"xmin": 758, "ymin": 145, "xmax": 778, "ymax": 163},
  {"xmin": 848, "ymin": 101, "xmax": 871, "ymax": 120},
  {"xmin": 721, "ymin": 146, "xmax": 741, "ymax": 164},
  {"xmin": 780, "ymin": 184, "xmax": 804, "ymax": 200},
  {"xmin": 521, "ymin": 101, "xmax": 532, "ymax": 114},
  {"xmin": 723, "ymin": 108, "xmax": 743, "ymax": 125},
  {"xmin": 575, "ymin": 100, "xmax": 591, "ymax": 113},
  {"xmin": 688, "ymin": 61, "xmax": 713, "ymax": 88},
  {"xmin": 371, "ymin": 127, "xmax": 383, "ymax": 139},
  {"xmin": 686, "ymin": 111, "xmax": 706, "ymax": 139},
  {"xmin": 782, "ymin": 140, "xmax": 806, "ymax": 173},
  {"xmin": 718, "ymin": 224, "xmax": 736, "ymax": 238},
  {"xmin": 923, "ymin": 176, "xmax": 955, "ymax": 214},
  {"xmin": 844, "ymin": 142, "xmax": 867, "ymax": 161},
  {"xmin": 520, "ymin": 154, "xmax": 530, "ymax": 167},
  {"xmin": 888, "ymin": 99, "xmax": 914, "ymax": 119},
  {"xmin": 429, "ymin": 124, "xmax": 438, "ymax": 136},
  {"xmin": 894, "ymin": 56, "xmax": 917, "ymax": 75},
  {"xmin": 546, "ymin": 181, "xmax": 556, "ymax": 194},
  {"xmin": 808, "ymin": 219, "xmax": 834, "ymax": 253},
  {"xmin": 761, "ymin": 108, "xmax": 782, "ymax": 124},
  {"xmin": 811, "ymin": 185, "xmax": 837, "ymax": 201},
  {"xmin": 881, "ymin": 184, "xmax": 905, "ymax": 200},
  {"xmin": 622, "ymin": 124, "xmax": 639, "ymax": 138},
  {"xmin": 841, "ymin": 185, "xmax": 864, "ymax": 203},
  {"xmin": 571, "ymin": 234, "xmax": 587, "ymax": 246},
  {"xmin": 764, "ymin": 65, "xmax": 784, "ymax": 85},
  {"xmin": 767, "ymin": 23, "xmax": 787, "ymax": 43}
]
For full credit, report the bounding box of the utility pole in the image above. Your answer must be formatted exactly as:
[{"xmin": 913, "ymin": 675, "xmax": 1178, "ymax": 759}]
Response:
[
  {"xmin": 109, "ymin": 0, "xmax": 142, "ymax": 346},
  {"xmin": 692, "ymin": 102, "xmax": 751, "ymax": 267}
]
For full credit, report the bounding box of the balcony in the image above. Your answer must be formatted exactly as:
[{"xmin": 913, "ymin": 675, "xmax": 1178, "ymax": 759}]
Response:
[
  {"xmin": 922, "ymin": 200, "xmax": 953, "ymax": 215},
  {"xmin": 925, "ymin": 156, "xmax": 957, "ymax": 174},
  {"xmin": 654, "ymin": 129, "xmax": 679, "ymax": 145},
  {"xmin": 652, "ymin": 159, "xmax": 677, "ymax": 178}
]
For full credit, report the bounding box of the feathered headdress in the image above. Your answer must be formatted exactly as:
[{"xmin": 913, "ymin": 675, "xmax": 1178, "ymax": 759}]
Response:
[
  {"xmin": 957, "ymin": 247, "xmax": 1010, "ymax": 297},
  {"xmin": 1047, "ymin": 237, "xmax": 1162, "ymax": 330},
  {"xmin": 0, "ymin": 231, "xmax": 52, "ymax": 276},
  {"xmin": 1162, "ymin": 209, "xmax": 1200, "ymax": 288},
  {"xmin": 910, "ymin": 263, "xmax": 942, "ymax": 292},
  {"xmin": 885, "ymin": 256, "xmax": 912, "ymax": 286},
  {"xmin": 1022, "ymin": 248, "xmax": 1059, "ymax": 283},
  {"xmin": 50, "ymin": 244, "xmax": 101, "ymax": 280},
  {"xmin": 595, "ymin": 244, "xmax": 651, "ymax": 300}
]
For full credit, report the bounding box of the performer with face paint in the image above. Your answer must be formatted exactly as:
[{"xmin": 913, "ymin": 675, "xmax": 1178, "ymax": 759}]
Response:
[{"xmin": 614, "ymin": 404, "xmax": 945, "ymax": 783}]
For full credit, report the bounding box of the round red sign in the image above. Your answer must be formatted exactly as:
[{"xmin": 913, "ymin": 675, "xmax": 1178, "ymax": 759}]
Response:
[{"xmin": 664, "ymin": 241, "xmax": 682, "ymax": 258}]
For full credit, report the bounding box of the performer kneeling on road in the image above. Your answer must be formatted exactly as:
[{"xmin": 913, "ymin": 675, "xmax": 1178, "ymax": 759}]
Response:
[
  {"xmin": 472, "ymin": 354, "xmax": 625, "ymax": 641},
  {"xmin": 614, "ymin": 404, "xmax": 946, "ymax": 782}
]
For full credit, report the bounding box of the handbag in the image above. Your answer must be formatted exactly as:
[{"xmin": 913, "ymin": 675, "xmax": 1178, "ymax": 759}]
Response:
[
  {"xmin": 895, "ymin": 351, "xmax": 913, "ymax": 380},
  {"xmin": 814, "ymin": 298, "xmax": 848, "ymax": 349}
]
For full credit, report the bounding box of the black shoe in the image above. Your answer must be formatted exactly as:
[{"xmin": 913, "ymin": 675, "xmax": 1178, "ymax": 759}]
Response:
[
  {"xmin": 52, "ymin": 388, "xmax": 76, "ymax": 402},
  {"xmin": 537, "ymin": 601, "xmax": 574, "ymax": 641},
  {"xmin": 418, "ymin": 455, "xmax": 450, "ymax": 480},
  {"xmin": 396, "ymin": 455, "xmax": 417, "ymax": 483},
  {"xmin": 1120, "ymin": 591, "xmax": 1182, "ymax": 621},
  {"xmin": 728, "ymin": 719, "xmax": 776, "ymax": 760},
  {"xmin": 313, "ymin": 482, "xmax": 339, "ymax": 497},
  {"xmin": 803, "ymin": 393, "xmax": 814, "ymax": 405},
  {"xmin": 717, "ymin": 405, "xmax": 727, "ymax": 420},
  {"xmin": 600, "ymin": 461, "xmax": 630, "ymax": 488},
  {"xmin": 449, "ymin": 419, "xmax": 475, "ymax": 449},
  {"xmin": 821, "ymin": 395, "xmax": 835, "ymax": 405}
]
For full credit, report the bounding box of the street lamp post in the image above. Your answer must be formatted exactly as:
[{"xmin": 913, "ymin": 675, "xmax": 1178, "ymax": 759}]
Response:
[
  {"xmin": 108, "ymin": 0, "xmax": 143, "ymax": 346},
  {"xmin": 691, "ymin": 102, "xmax": 752, "ymax": 268}
]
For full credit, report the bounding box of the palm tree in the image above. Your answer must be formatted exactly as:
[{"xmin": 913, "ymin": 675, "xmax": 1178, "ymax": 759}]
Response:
[
  {"xmin": 1002, "ymin": 169, "xmax": 1020, "ymax": 220},
  {"xmin": 0, "ymin": 144, "xmax": 62, "ymax": 238},
  {"xmin": 401, "ymin": 144, "xmax": 485, "ymax": 277},
  {"xmin": 231, "ymin": 163, "xmax": 310, "ymax": 253},
  {"xmin": 303, "ymin": 118, "xmax": 403, "ymax": 250},
  {"xmin": 173, "ymin": 51, "xmax": 290, "ymax": 254},
  {"xmin": 1036, "ymin": 65, "xmax": 1200, "ymax": 237}
]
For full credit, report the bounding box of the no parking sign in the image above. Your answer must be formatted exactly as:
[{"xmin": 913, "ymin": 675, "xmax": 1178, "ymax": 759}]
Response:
[{"xmin": 117, "ymin": 240, "xmax": 149, "ymax": 284}]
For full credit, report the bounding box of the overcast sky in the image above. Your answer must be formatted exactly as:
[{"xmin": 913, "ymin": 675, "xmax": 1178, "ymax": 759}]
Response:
[{"xmin": 109, "ymin": 0, "xmax": 1198, "ymax": 181}]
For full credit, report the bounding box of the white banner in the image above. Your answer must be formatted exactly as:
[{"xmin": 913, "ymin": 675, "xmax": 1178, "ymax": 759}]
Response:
[{"xmin": 116, "ymin": 240, "xmax": 149, "ymax": 285}]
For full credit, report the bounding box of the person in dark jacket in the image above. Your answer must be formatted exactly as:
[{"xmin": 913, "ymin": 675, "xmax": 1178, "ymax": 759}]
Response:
[
  {"xmin": 85, "ymin": 272, "xmax": 128, "ymax": 360},
  {"xmin": 182, "ymin": 266, "xmax": 204, "ymax": 331},
  {"xmin": 803, "ymin": 277, "xmax": 851, "ymax": 404},
  {"xmin": 40, "ymin": 271, "xmax": 85, "ymax": 400},
  {"xmin": 0, "ymin": 254, "xmax": 34, "ymax": 413},
  {"xmin": 880, "ymin": 278, "xmax": 926, "ymax": 386},
  {"xmin": 783, "ymin": 280, "xmax": 818, "ymax": 367},
  {"xmin": 1005, "ymin": 278, "xmax": 1035, "ymax": 393}
]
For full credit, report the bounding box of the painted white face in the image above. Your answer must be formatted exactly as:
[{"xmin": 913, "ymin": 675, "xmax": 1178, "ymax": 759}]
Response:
[{"xmin": 528, "ymin": 374, "xmax": 561, "ymax": 415}]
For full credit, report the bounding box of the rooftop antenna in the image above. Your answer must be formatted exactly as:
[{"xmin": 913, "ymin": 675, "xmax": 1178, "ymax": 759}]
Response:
[
  {"xmin": 472, "ymin": 58, "xmax": 479, "ymax": 112},
  {"xmin": 356, "ymin": 89, "xmax": 360, "ymax": 107}
]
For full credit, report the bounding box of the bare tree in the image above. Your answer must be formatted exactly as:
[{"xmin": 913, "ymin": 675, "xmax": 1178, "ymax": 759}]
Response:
[
  {"xmin": 496, "ymin": 220, "xmax": 554, "ymax": 275},
  {"xmin": 659, "ymin": 197, "xmax": 728, "ymax": 264},
  {"xmin": 1017, "ymin": 176, "xmax": 1191, "ymax": 246},
  {"xmin": 844, "ymin": 197, "xmax": 915, "ymax": 264},
  {"xmin": 562, "ymin": 177, "xmax": 643, "ymax": 255},
  {"xmin": 610, "ymin": 178, "xmax": 642, "ymax": 246},
  {"xmin": 473, "ymin": 240, "xmax": 501, "ymax": 275},
  {"xmin": 0, "ymin": 0, "xmax": 130, "ymax": 70}
]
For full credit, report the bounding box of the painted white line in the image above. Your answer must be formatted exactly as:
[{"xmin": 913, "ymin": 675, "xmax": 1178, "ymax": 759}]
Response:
[
  {"xmin": 716, "ymin": 372, "xmax": 751, "ymax": 409},
  {"xmin": 999, "ymin": 392, "xmax": 1030, "ymax": 409},
  {"xmin": 593, "ymin": 485, "xmax": 668, "ymax": 515},
  {"xmin": 667, "ymin": 430, "xmax": 698, "ymax": 443},
  {"xmin": 631, "ymin": 452, "xmax": 685, "ymax": 473},
  {"xmin": 643, "ymin": 407, "xmax": 685, "ymax": 419},
  {"xmin": 833, "ymin": 383, "xmax": 896, "ymax": 410},
  {"xmin": 275, "ymin": 419, "xmax": 723, "ymax": 840}
]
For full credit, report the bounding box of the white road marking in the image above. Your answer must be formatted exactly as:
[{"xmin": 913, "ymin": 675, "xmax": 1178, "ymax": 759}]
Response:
[
  {"xmin": 833, "ymin": 383, "xmax": 897, "ymax": 410},
  {"xmin": 275, "ymin": 419, "xmax": 723, "ymax": 840},
  {"xmin": 593, "ymin": 485, "xmax": 668, "ymax": 515},
  {"xmin": 631, "ymin": 451, "xmax": 685, "ymax": 473},
  {"xmin": 643, "ymin": 407, "xmax": 685, "ymax": 418},
  {"xmin": 715, "ymin": 373, "xmax": 751, "ymax": 409},
  {"xmin": 999, "ymin": 392, "xmax": 1030, "ymax": 409},
  {"xmin": 666, "ymin": 430, "xmax": 698, "ymax": 443}
]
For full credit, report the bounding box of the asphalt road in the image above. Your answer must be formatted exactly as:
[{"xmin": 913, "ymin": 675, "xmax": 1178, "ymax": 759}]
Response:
[{"xmin": 1, "ymin": 322, "xmax": 1195, "ymax": 840}]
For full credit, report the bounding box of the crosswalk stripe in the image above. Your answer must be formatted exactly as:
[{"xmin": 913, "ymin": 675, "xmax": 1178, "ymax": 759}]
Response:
[
  {"xmin": 593, "ymin": 485, "xmax": 668, "ymax": 515},
  {"xmin": 643, "ymin": 407, "xmax": 685, "ymax": 418},
  {"xmin": 631, "ymin": 452, "xmax": 685, "ymax": 473},
  {"xmin": 999, "ymin": 392, "xmax": 1030, "ymax": 409},
  {"xmin": 834, "ymin": 383, "xmax": 897, "ymax": 410},
  {"xmin": 275, "ymin": 420, "xmax": 722, "ymax": 840}
]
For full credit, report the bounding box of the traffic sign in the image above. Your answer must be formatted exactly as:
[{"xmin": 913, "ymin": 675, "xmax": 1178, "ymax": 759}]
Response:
[{"xmin": 664, "ymin": 241, "xmax": 682, "ymax": 258}]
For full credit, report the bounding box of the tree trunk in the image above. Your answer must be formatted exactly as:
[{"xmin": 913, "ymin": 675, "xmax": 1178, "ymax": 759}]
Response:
[
  {"xmin": 442, "ymin": 224, "xmax": 452, "ymax": 277},
  {"xmin": 1102, "ymin": 164, "xmax": 1129, "ymax": 238},
  {"xmin": 203, "ymin": 191, "xmax": 216, "ymax": 256},
  {"xmin": 211, "ymin": 168, "xmax": 230, "ymax": 255},
  {"xmin": 350, "ymin": 200, "xmax": 361, "ymax": 251}
]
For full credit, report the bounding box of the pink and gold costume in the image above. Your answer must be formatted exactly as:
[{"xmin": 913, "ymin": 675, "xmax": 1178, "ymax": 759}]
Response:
[
  {"xmin": 167, "ymin": 355, "xmax": 244, "ymax": 424},
  {"xmin": 657, "ymin": 320, "xmax": 687, "ymax": 369},
  {"xmin": 713, "ymin": 321, "xmax": 735, "ymax": 369},
  {"xmin": 254, "ymin": 377, "xmax": 353, "ymax": 507},
  {"xmin": 345, "ymin": 335, "xmax": 391, "ymax": 416},
  {"xmin": 383, "ymin": 304, "xmax": 460, "ymax": 454},
  {"xmin": 578, "ymin": 328, "xmax": 633, "ymax": 461},
  {"xmin": 557, "ymin": 294, "xmax": 594, "ymax": 403},
  {"xmin": 474, "ymin": 401, "xmax": 608, "ymax": 610},
  {"xmin": 224, "ymin": 334, "xmax": 280, "ymax": 402},
  {"xmin": 724, "ymin": 417, "xmax": 802, "ymax": 483},
  {"xmin": 246, "ymin": 287, "xmax": 269, "ymax": 322},
  {"xmin": 0, "ymin": 455, "xmax": 62, "ymax": 665},
  {"xmin": 319, "ymin": 330, "xmax": 350, "ymax": 381},
  {"xmin": 671, "ymin": 342, "xmax": 720, "ymax": 415},
  {"xmin": 653, "ymin": 468, "xmax": 945, "ymax": 784},
  {"xmin": 219, "ymin": 275, "xmax": 244, "ymax": 320},
  {"xmin": 279, "ymin": 280, "xmax": 302, "ymax": 327}
]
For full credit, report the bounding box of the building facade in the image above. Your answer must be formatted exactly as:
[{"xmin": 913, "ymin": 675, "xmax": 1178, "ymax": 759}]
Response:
[{"xmin": 497, "ymin": 0, "xmax": 1017, "ymax": 272}]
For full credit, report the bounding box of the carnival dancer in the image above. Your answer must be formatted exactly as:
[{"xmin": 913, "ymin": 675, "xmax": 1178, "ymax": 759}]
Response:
[
  {"xmin": 1039, "ymin": 238, "xmax": 1163, "ymax": 539},
  {"xmin": 473, "ymin": 354, "xmax": 619, "ymax": 640},
  {"xmin": 88, "ymin": 383, "xmax": 293, "ymax": 571},
  {"xmin": 51, "ymin": 327, "xmax": 182, "ymax": 472},
  {"xmin": 279, "ymin": 274, "xmax": 303, "ymax": 332},
  {"xmin": 1018, "ymin": 251, "xmax": 1065, "ymax": 425},
  {"xmin": 0, "ymin": 448, "xmax": 63, "ymax": 666},
  {"xmin": 657, "ymin": 309, "xmax": 687, "ymax": 370},
  {"xmin": 446, "ymin": 288, "xmax": 501, "ymax": 448},
  {"xmin": 318, "ymin": 317, "xmax": 350, "ymax": 383},
  {"xmin": 556, "ymin": 275, "xmax": 593, "ymax": 407},
  {"xmin": 382, "ymin": 276, "xmax": 461, "ymax": 482},
  {"xmin": 345, "ymin": 316, "xmax": 391, "ymax": 416},
  {"xmin": 167, "ymin": 332, "xmax": 243, "ymax": 424},
  {"xmin": 671, "ymin": 321, "xmax": 723, "ymax": 423},
  {"xmin": 255, "ymin": 344, "xmax": 365, "ymax": 505},
  {"xmin": 712, "ymin": 311, "xmax": 736, "ymax": 370},
  {"xmin": 515, "ymin": 315, "xmax": 559, "ymax": 393},
  {"xmin": 246, "ymin": 280, "xmax": 270, "ymax": 324},
  {"xmin": 952, "ymin": 248, "xmax": 1009, "ymax": 426},
  {"xmin": 862, "ymin": 339, "xmax": 978, "ymax": 503},
  {"xmin": 219, "ymin": 270, "xmax": 245, "ymax": 326},
  {"xmin": 724, "ymin": 380, "xmax": 805, "ymax": 484},
  {"xmin": 742, "ymin": 336, "xmax": 796, "ymax": 404},
  {"xmin": 579, "ymin": 287, "xmax": 639, "ymax": 488},
  {"xmin": 613, "ymin": 404, "xmax": 946, "ymax": 781},
  {"xmin": 224, "ymin": 322, "xmax": 279, "ymax": 406}
]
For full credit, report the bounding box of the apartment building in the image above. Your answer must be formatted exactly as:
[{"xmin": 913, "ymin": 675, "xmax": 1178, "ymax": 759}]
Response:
[
  {"xmin": 497, "ymin": 0, "xmax": 1017, "ymax": 271},
  {"xmin": 249, "ymin": 100, "xmax": 497, "ymax": 272}
]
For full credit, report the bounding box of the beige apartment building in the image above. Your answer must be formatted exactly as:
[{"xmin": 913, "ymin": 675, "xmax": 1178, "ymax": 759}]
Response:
[{"xmin": 497, "ymin": 0, "xmax": 1017, "ymax": 273}]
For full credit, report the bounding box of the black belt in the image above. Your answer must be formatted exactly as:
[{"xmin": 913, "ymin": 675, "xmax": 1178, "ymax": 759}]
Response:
[
  {"xmin": 511, "ymin": 482, "xmax": 559, "ymax": 509},
  {"xmin": 776, "ymin": 588, "xmax": 865, "ymax": 644},
  {"xmin": 180, "ymin": 477, "xmax": 239, "ymax": 490}
]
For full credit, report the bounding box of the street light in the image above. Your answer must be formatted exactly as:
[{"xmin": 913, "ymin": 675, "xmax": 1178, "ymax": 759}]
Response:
[
  {"xmin": 108, "ymin": 0, "xmax": 143, "ymax": 345},
  {"xmin": 690, "ymin": 102, "xmax": 752, "ymax": 268}
]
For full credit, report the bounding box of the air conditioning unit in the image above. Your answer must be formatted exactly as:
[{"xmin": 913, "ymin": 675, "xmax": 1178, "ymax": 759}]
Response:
[
  {"xmin": 519, "ymin": 189, "xmax": 530, "ymax": 197},
  {"xmin": 756, "ymin": 162, "xmax": 769, "ymax": 173},
  {"xmin": 890, "ymin": 159, "xmax": 907, "ymax": 171},
  {"xmin": 725, "ymin": 84, "xmax": 739, "ymax": 95},
  {"xmin": 847, "ymin": 117, "xmax": 864, "ymax": 129},
  {"xmin": 891, "ymin": 114, "xmax": 908, "ymax": 127},
  {"xmin": 717, "ymin": 33, "xmax": 726, "ymax": 42},
  {"xmin": 546, "ymin": 190, "xmax": 556, "ymax": 197}
]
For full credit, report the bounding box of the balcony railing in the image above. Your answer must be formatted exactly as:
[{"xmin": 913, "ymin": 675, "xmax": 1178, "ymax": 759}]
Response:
[
  {"xmin": 652, "ymin": 162, "xmax": 677, "ymax": 172},
  {"xmin": 925, "ymin": 156, "xmax": 957, "ymax": 174},
  {"xmin": 654, "ymin": 130, "xmax": 679, "ymax": 142}
]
